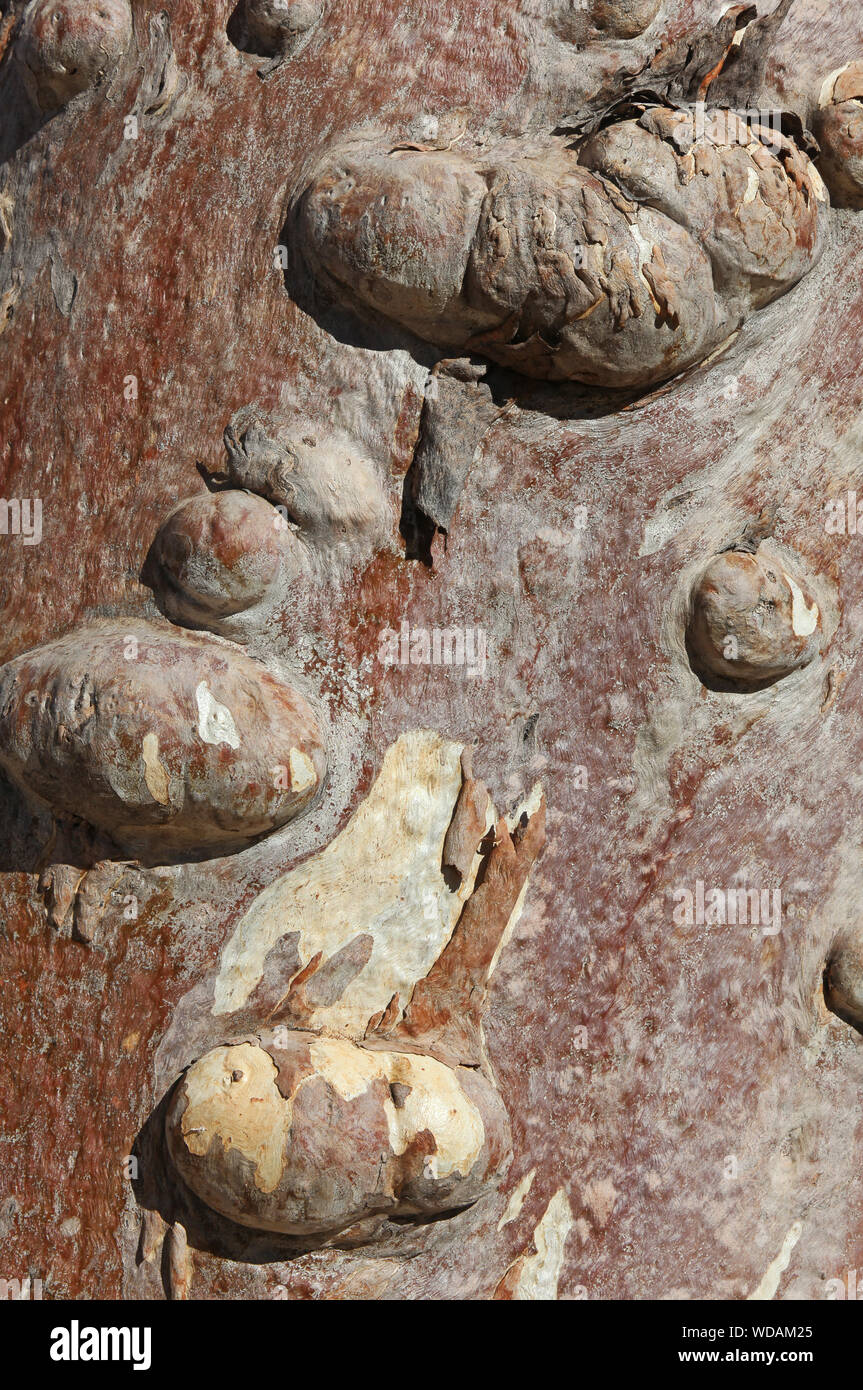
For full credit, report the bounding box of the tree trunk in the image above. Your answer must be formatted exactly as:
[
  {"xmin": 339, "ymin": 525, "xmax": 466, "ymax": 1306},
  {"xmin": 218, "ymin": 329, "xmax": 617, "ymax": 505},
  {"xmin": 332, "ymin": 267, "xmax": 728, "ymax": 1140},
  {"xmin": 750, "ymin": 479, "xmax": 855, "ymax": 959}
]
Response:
[{"xmin": 2, "ymin": 0, "xmax": 863, "ymax": 1302}]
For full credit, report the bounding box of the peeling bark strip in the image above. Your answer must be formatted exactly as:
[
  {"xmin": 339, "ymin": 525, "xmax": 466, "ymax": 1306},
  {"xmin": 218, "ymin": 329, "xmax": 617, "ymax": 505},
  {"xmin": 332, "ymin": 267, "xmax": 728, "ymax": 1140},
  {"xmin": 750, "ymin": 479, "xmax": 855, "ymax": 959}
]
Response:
[
  {"xmin": 443, "ymin": 749, "xmax": 492, "ymax": 884},
  {"xmin": 165, "ymin": 1221, "xmax": 192, "ymax": 1301},
  {"xmin": 397, "ymin": 791, "xmax": 547, "ymax": 1067},
  {"xmin": 0, "ymin": 621, "xmax": 325, "ymax": 858},
  {"xmin": 686, "ymin": 541, "xmax": 823, "ymax": 690},
  {"xmin": 401, "ymin": 358, "xmax": 500, "ymax": 558},
  {"xmin": 295, "ymin": 109, "xmax": 826, "ymax": 388},
  {"xmin": 137, "ymin": 1208, "xmax": 166, "ymax": 1267},
  {"xmin": 214, "ymin": 731, "xmax": 543, "ymax": 1050}
]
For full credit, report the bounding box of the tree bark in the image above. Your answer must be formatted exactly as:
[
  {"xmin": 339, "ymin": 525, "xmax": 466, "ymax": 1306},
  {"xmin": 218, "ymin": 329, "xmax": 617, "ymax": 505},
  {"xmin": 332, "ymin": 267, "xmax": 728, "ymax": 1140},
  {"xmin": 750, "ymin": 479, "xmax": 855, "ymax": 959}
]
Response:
[{"xmin": 1, "ymin": 0, "xmax": 863, "ymax": 1302}]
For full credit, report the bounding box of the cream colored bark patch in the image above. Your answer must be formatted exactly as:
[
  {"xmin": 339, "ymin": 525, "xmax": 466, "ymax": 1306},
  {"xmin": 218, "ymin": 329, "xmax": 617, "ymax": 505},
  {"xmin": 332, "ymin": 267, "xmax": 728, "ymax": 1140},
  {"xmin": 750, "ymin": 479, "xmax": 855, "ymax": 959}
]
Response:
[
  {"xmin": 820, "ymin": 64, "xmax": 850, "ymax": 108},
  {"xmin": 747, "ymin": 1221, "xmax": 803, "ymax": 1301},
  {"xmin": 630, "ymin": 221, "xmax": 662, "ymax": 314},
  {"xmin": 511, "ymin": 1188, "xmax": 574, "ymax": 1300},
  {"xmin": 142, "ymin": 732, "xmax": 171, "ymax": 805},
  {"xmin": 213, "ymin": 730, "xmax": 488, "ymax": 1032},
  {"xmin": 289, "ymin": 747, "xmax": 317, "ymax": 792},
  {"xmin": 806, "ymin": 158, "xmax": 828, "ymax": 204},
  {"xmin": 308, "ymin": 1036, "xmax": 485, "ymax": 1179},
  {"xmin": 306, "ymin": 1037, "xmax": 378, "ymax": 1102},
  {"xmin": 383, "ymin": 1050, "xmax": 484, "ymax": 1177},
  {"xmin": 498, "ymin": 1168, "xmax": 536, "ymax": 1230},
  {"xmin": 195, "ymin": 681, "xmax": 240, "ymax": 749},
  {"xmin": 786, "ymin": 574, "xmax": 819, "ymax": 637},
  {"xmin": 177, "ymin": 1043, "xmax": 290, "ymax": 1193}
]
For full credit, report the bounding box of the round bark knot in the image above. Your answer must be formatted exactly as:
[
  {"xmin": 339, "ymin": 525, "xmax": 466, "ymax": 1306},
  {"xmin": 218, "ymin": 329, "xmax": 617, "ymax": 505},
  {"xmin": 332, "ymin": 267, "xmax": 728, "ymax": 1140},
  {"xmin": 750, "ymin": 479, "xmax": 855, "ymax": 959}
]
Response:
[
  {"xmin": 165, "ymin": 1034, "xmax": 511, "ymax": 1238},
  {"xmin": 296, "ymin": 112, "xmax": 827, "ymax": 389},
  {"xmin": 218, "ymin": 409, "xmax": 393, "ymax": 568},
  {"xmin": 228, "ymin": 0, "xmax": 323, "ymax": 58},
  {"xmin": 547, "ymin": 0, "xmax": 660, "ymax": 43},
  {"xmin": 591, "ymin": 0, "xmax": 661, "ymax": 38},
  {"xmin": 816, "ymin": 62, "xmax": 863, "ymax": 209},
  {"xmin": 686, "ymin": 545, "xmax": 822, "ymax": 689},
  {"xmin": 0, "ymin": 622, "xmax": 327, "ymax": 859},
  {"xmin": 16, "ymin": 0, "xmax": 132, "ymax": 110},
  {"xmin": 146, "ymin": 491, "xmax": 294, "ymax": 626},
  {"xmin": 578, "ymin": 107, "xmax": 826, "ymax": 313}
]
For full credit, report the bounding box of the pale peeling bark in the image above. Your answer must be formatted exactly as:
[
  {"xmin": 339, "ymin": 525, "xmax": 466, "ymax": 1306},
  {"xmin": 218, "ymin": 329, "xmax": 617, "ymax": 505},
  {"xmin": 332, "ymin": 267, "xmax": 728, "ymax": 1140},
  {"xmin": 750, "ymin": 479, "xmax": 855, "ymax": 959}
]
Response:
[{"xmin": 1, "ymin": 0, "xmax": 863, "ymax": 1305}]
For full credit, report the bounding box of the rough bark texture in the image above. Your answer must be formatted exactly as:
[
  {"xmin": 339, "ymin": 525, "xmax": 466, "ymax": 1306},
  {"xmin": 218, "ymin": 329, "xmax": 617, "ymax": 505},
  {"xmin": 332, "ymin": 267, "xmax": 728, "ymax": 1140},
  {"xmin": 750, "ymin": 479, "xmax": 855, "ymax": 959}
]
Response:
[{"xmin": 3, "ymin": 0, "xmax": 863, "ymax": 1303}]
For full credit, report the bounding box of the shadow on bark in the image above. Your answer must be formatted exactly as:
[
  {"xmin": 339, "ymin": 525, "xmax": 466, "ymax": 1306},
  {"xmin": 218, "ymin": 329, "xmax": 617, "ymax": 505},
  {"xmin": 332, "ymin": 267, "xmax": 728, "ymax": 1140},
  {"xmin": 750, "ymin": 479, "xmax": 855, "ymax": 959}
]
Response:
[{"xmin": 0, "ymin": 59, "xmax": 52, "ymax": 166}]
